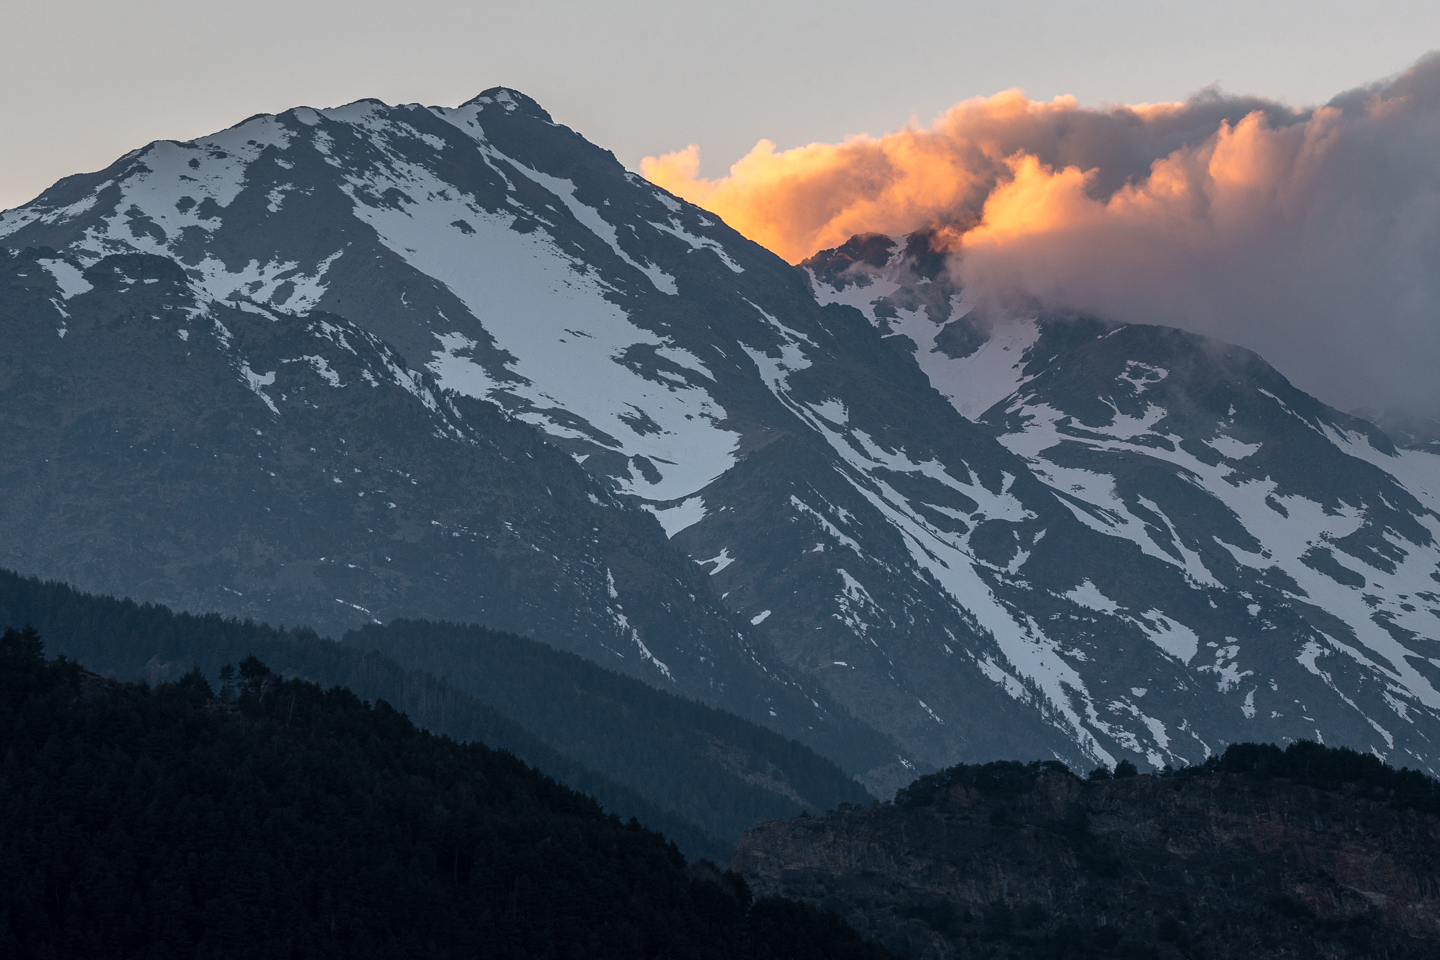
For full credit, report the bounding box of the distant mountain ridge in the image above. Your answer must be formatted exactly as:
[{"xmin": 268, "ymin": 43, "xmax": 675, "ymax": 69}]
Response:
[
  {"xmin": 4, "ymin": 88, "xmax": 1440, "ymax": 783},
  {"xmin": 804, "ymin": 230, "xmax": 1440, "ymax": 774}
]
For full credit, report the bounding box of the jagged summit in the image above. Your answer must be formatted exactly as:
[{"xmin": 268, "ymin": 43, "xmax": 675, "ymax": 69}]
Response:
[
  {"xmin": 801, "ymin": 229, "xmax": 953, "ymax": 291},
  {"xmin": 461, "ymin": 86, "xmax": 554, "ymax": 122}
]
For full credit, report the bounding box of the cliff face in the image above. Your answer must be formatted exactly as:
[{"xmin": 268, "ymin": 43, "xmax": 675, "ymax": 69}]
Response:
[{"xmin": 730, "ymin": 771, "xmax": 1440, "ymax": 959}]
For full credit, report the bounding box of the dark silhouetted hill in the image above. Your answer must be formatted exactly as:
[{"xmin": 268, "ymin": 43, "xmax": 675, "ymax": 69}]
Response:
[
  {"xmin": 0, "ymin": 627, "xmax": 890, "ymax": 960},
  {"xmin": 733, "ymin": 747, "xmax": 1440, "ymax": 959}
]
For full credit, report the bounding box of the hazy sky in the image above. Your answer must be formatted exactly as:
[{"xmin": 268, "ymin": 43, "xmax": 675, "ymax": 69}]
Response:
[{"xmin": 4, "ymin": 0, "xmax": 1439, "ymax": 211}]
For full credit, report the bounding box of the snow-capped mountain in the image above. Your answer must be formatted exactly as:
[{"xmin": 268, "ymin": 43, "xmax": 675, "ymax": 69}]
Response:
[
  {"xmin": 808, "ymin": 231, "xmax": 1440, "ymax": 773},
  {"xmin": 0, "ymin": 89, "xmax": 758, "ymax": 505},
  {"xmin": 5, "ymin": 89, "xmax": 1439, "ymax": 780},
  {"xmin": 0, "ymin": 243, "xmax": 903, "ymax": 782}
]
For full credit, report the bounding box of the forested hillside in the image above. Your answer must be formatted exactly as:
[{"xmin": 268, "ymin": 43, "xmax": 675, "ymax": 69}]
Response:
[
  {"xmin": 351, "ymin": 620, "xmax": 874, "ymax": 837},
  {"xmin": 0, "ymin": 627, "xmax": 889, "ymax": 959},
  {"xmin": 0, "ymin": 570, "xmax": 869, "ymax": 860}
]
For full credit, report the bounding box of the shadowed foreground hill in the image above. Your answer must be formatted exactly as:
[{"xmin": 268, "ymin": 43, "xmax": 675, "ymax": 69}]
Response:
[
  {"xmin": 0, "ymin": 628, "xmax": 889, "ymax": 960},
  {"xmin": 0, "ymin": 568, "xmax": 872, "ymax": 863},
  {"xmin": 350, "ymin": 619, "xmax": 875, "ymax": 838},
  {"xmin": 732, "ymin": 750, "xmax": 1440, "ymax": 959}
]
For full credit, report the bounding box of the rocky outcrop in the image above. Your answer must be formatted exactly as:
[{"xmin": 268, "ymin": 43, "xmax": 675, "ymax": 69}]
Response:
[{"xmin": 731, "ymin": 768, "xmax": 1440, "ymax": 958}]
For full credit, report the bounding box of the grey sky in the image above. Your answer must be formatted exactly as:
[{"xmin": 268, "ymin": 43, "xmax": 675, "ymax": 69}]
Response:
[{"xmin": 3, "ymin": 0, "xmax": 1438, "ymax": 211}]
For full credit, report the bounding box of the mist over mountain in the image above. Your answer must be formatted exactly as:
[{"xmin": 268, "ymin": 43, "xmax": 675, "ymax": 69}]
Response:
[
  {"xmin": 3, "ymin": 85, "xmax": 1440, "ymax": 795},
  {"xmin": 646, "ymin": 52, "xmax": 1440, "ymax": 423}
]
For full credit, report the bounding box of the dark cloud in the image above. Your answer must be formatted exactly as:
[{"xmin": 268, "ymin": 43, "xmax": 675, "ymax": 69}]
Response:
[{"xmin": 955, "ymin": 53, "xmax": 1440, "ymax": 419}]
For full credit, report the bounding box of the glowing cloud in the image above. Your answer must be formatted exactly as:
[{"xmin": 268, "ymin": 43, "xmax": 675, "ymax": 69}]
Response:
[
  {"xmin": 642, "ymin": 129, "xmax": 984, "ymax": 263},
  {"xmin": 642, "ymin": 54, "xmax": 1440, "ymax": 418},
  {"xmin": 639, "ymin": 88, "xmax": 1274, "ymax": 264}
]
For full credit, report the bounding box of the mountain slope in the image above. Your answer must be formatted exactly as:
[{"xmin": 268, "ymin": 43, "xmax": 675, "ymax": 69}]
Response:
[
  {"xmin": 0, "ymin": 88, "xmax": 1123, "ymax": 782},
  {"xmin": 350, "ymin": 619, "xmax": 873, "ymax": 834},
  {"xmin": 0, "ymin": 568, "xmax": 874, "ymax": 857},
  {"xmin": 980, "ymin": 319, "xmax": 1440, "ymax": 772},
  {"xmin": 0, "ymin": 243, "xmax": 899, "ymax": 778},
  {"xmin": 806, "ymin": 231, "xmax": 1440, "ymax": 774}
]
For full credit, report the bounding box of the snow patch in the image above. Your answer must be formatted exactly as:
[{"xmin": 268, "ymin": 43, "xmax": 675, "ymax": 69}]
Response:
[
  {"xmin": 304, "ymin": 354, "xmax": 342, "ymax": 387},
  {"xmin": 700, "ymin": 548, "xmax": 735, "ymax": 575},
  {"xmin": 1134, "ymin": 609, "xmax": 1199, "ymax": 664},
  {"xmin": 1207, "ymin": 435, "xmax": 1262, "ymax": 460},
  {"xmin": 1065, "ymin": 580, "xmax": 1120, "ymax": 615},
  {"xmin": 239, "ymin": 363, "xmax": 279, "ymax": 415},
  {"xmin": 807, "ymin": 398, "xmax": 848, "ymax": 425},
  {"xmin": 649, "ymin": 219, "xmax": 744, "ymax": 273},
  {"xmin": 37, "ymin": 259, "xmax": 92, "ymax": 299},
  {"xmin": 644, "ymin": 496, "xmax": 707, "ymax": 537},
  {"xmin": 1119, "ymin": 361, "xmax": 1167, "ymax": 394}
]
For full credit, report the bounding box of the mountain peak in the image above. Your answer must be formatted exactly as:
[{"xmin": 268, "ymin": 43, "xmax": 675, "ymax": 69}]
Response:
[{"xmin": 462, "ymin": 87, "xmax": 553, "ymax": 122}]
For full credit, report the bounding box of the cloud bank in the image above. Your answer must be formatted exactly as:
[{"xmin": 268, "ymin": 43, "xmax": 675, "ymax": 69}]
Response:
[{"xmin": 643, "ymin": 55, "xmax": 1440, "ymax": 418}]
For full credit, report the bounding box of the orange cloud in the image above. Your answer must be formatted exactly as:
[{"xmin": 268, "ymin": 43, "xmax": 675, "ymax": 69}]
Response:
[
  {"xmin": 641, "ymin": 52, "xmax": 1440, "ymax": 418},
  {"xmin": 954, "ymin": 107, "xmax": 1343, "ymax": 311},
  {"xmin": 642, "ymin": 128, "xmax": 984, "ymax": 263},
  {"xmin": 642, "ymin": 89, "xmax": 1118, "ymax": 263},
  {"xmin": 638, "ymin": 84, "xmax": 1347, "ymax": 266}
]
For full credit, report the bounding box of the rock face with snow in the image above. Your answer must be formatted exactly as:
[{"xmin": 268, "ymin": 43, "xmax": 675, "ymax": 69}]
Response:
[
  {"xmin": 5, "ymin": 90, "xmax": 1440, "ymax": 782},
  {"xmin": 0, "ymin": 244, "xmax": 900, "ymax": 781},
  {"xmin": 808, "ymin": 232, "xmax": 1440, "ymax": 774}
]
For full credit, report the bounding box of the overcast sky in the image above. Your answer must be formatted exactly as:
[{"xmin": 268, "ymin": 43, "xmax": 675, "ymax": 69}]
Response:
[{"xmin": 4, "ymin": 0, "xmax": 1439, "ymax": 211}]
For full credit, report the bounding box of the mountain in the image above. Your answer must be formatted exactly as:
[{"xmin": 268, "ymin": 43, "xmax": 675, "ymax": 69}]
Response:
[
  {"xmin": 805, "ymin": 231, "xmax": 1440, "ymax": 774},
  {"xmin": 730, "ymin": 744, "xmax": 1440, "ymax": 959},
  {"xmin": 0, "ymin": 87, "xmax": 1152, "ymax": 778},
  {"xmin": 0, "ymin": 241, "xmax": 900, "ymax": 783},
  {"xmin": 0, "ymin": 630, "xmax": 890, "ymax": 959},
  {"xmin": 0, "ymin": 88, "xmax": 1081, "ymax": 781},
  {"xmin": 0, "ymin": 569, "xmax": 871, "ymax": 859},
  {"xmin": 5, "ymin": 88, "xmax": 1440, "ymax": 782}
]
